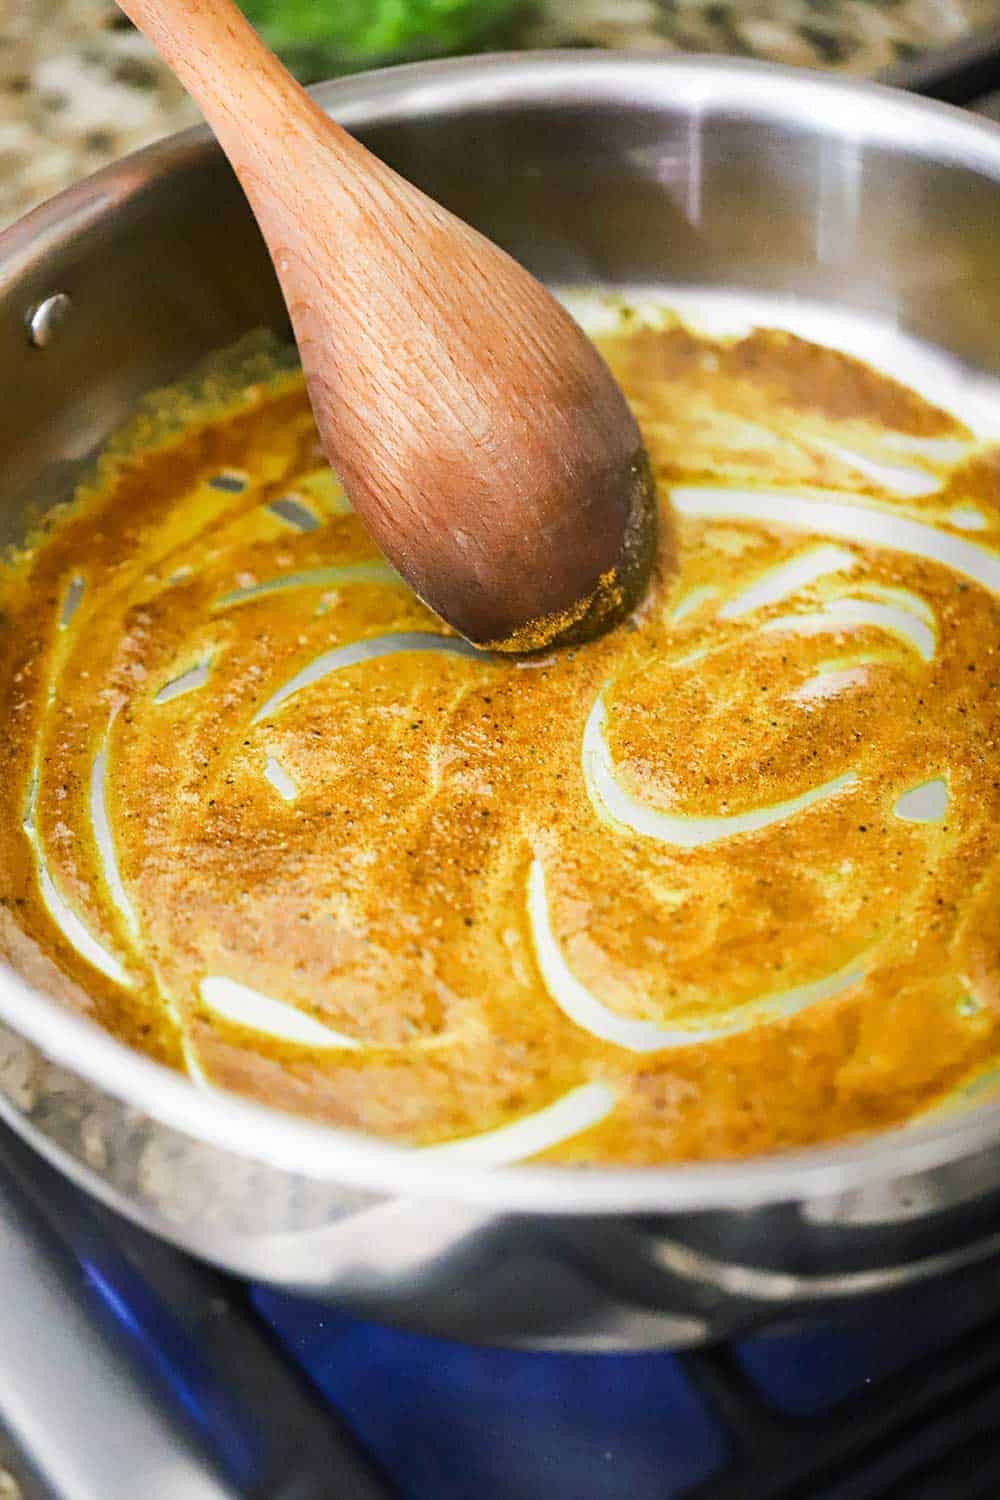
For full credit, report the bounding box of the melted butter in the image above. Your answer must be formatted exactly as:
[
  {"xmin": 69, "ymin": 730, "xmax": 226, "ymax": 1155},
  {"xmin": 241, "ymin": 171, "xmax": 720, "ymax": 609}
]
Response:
[{"xmin": 3, "ymin": 309, "xmax": 1000, "ymax": 1165}]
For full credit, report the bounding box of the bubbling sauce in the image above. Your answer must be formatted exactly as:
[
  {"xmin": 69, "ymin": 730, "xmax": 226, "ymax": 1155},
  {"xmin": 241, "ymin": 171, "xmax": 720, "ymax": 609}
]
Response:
[{"xmin": 3, "ymin": 297, "xmax": 1000, "ymax": 1166}]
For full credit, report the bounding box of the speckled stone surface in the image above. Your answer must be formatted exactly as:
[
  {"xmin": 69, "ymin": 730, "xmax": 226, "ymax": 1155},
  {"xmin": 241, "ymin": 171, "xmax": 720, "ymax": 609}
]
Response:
[
  {"xmin": 3, "ymin": 0, "xmax": 1000, "ymax": 231},
  {"xmin": 1, "ymin": 0, "xmax": 197, "ymax": 229}
]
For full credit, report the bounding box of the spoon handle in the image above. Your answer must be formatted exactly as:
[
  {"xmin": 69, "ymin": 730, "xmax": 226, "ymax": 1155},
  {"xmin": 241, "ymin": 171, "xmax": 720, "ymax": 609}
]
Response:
[
  {"xmin": 114, "ymin": 0, "xmax": 654, "ymax": 647},
  {"xmin": 116, "ymin": 0, "xmax": 337, "ymax": 166},
  {"xmin": 112, "ymin": 0, "xmax": 455, "ymax": 537},
  {"xmin": 114, "ymin": 0, "xmax": 396, "ymax": 254}
]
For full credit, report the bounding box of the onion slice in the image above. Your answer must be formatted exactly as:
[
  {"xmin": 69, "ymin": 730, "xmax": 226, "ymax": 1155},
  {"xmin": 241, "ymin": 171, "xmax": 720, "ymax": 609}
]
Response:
[
  {"xmin": 252, "ymin": 631, "xmax": 488, "ymax": 725},
  {"xmin": 583, "ymin": 694, "xmax": 858, "ymax": 848},
  {"xmin": 200, "ymin": 976, "xmax": 363, "ymax": 1049},
  {"xmin": 719, "ymin": 544, "xmax": 856, "ymax": 620},
  {"xmin": 672, "ymin": 487, "xmax": 1000, "ymax": 595},
  {"xmin": 418, "ymin": 1082, "xmax": 616, "ymax": 1164},
  {"xmin": 528, "ymin": 859, "xmax": 865, "ymax": 1052}
]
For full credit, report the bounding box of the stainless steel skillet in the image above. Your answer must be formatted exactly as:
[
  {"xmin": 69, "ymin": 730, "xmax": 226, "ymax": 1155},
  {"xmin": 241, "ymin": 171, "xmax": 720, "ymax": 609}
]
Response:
[{"xmin": 3, "ymin": 53, "xmax": 1000, "ymax": 1349}]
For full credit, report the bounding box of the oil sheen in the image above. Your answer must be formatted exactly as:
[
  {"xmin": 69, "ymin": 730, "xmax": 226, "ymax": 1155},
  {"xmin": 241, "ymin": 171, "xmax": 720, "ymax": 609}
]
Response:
[{"xmin": 2, "ymin": 295, "xmax": 1000, "ymax": 1167}]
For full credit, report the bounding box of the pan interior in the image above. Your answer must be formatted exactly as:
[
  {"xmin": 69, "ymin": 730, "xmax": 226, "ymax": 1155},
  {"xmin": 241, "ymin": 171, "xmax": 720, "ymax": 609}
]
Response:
[{"xmin": 2, "ymin": 285, "xmax": 1000, "ymax": 1169}]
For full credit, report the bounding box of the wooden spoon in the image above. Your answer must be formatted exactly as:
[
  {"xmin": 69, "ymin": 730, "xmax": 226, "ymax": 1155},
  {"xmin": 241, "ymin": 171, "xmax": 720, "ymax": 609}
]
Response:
[{"xmin": 115, "ymin": 0, "xmax": 658, "ymax": 649}]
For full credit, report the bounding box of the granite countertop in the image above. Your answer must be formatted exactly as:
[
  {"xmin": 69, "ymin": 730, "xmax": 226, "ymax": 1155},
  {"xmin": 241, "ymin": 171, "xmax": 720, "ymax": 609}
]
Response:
[{"xmin": 3, "ymin": 0, "xmax": 1000, "ymax": 230}]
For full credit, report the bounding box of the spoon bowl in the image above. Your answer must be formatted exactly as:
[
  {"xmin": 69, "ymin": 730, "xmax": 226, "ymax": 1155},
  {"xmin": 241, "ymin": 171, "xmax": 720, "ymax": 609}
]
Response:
[{"xmin": 115, "ymin": 0, "xmax": 659, "ymax": 648}]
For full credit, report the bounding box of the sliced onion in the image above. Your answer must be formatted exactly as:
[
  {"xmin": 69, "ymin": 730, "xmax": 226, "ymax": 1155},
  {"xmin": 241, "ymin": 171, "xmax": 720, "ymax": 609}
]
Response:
[
  {"xmin": 153, "ymin": 656, "xmax": 213, "ymax": 704},
  {"xmin": 252, "ymin": 631, "xmax": 488, "ymax": 725},
  {"xmin": 761, "ymin": 597, "xmax": 935, "ymax": 662},
  {"xmin": 417, "ymin": 1081, "xmax": 616, "ymax": 1163},
  {"xmin": 90, "ymin": 736, "xmax": 140, "ymax": 937},
  {"xmin": 212, "ymin": 561, "xmax": 400, "ymax": 611},
  {"xmin": 266, "ymin": 495, "xmax": 321, "ymax": 533},
  {"xmin": 808, "ymin": 437, "xmax": 941, "ymax": 498},
  {"xmin": 582, "ymin": 694, "xmax": 858, "ymax": 848},
  {"xmin": 263, "ymin": 754, "xmax": 299, "ymax": 802},
  {"xmin": 792, "ymin": 665, "xmax": 871, "ymax": 705},
  {"xmin": 91, "ymin": 726, "xmax": 207, "ymax": 1083},
  {"xmin": 947, "ymin": 506, "xmax": 989, "ymax": 532},
  {"xmin": 669, "ymin": 585, "xmax": 719, "ymax": 623},
  {"xmin": 672, "ymin": 487, "xmax": 1000, "ymax": 595},
  {"xmin": 893, "ymin": 778, "xmax": 949, "ymax": 823},
  {"xmin": 718, "ymin": 544, "xmax": 856, "ymax": 620},
  {"xmin": 528, "ymin": 859, "xmax": 865, "ymax": 1053},
  {"xmin": 852, "ymin": 583, "xmax": 935, "ymax": 624},
  {"xmin": 23, "ymin": 774, "xmax": 130, "ymax": 988},
  {"xmin": 200, "ymin": 976, "xmax": 363, "ymax": 1049}
]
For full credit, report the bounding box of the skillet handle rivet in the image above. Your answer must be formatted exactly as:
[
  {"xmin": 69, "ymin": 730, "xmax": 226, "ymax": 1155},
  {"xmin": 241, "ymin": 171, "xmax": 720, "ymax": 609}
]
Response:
[{"xmin": 26, "ymin": 293, "xmax": 72, "ymax": 349}]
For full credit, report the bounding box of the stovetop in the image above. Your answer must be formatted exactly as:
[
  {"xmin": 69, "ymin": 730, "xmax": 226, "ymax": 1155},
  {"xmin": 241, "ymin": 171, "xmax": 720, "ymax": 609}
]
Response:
[
  {"xmin": 5, "ymin": 1110, "xmax": 1000, "ymax": 1500},
  {"xmin": 4, "ymin": 51, "xmax": 1000, "ymax": 1500}
]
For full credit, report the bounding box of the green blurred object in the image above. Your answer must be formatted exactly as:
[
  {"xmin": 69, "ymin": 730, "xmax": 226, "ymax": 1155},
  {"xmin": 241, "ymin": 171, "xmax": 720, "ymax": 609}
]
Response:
[{"xmin": 240, "ymin": 0, "xmax": 531, "ymax": 81}]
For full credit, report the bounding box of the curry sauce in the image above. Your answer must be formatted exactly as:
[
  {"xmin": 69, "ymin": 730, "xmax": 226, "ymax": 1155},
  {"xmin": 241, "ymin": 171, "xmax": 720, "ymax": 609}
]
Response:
[{"xmin": 2, "ymin": 300, "xmax": 1000, "ymax": 1165}]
